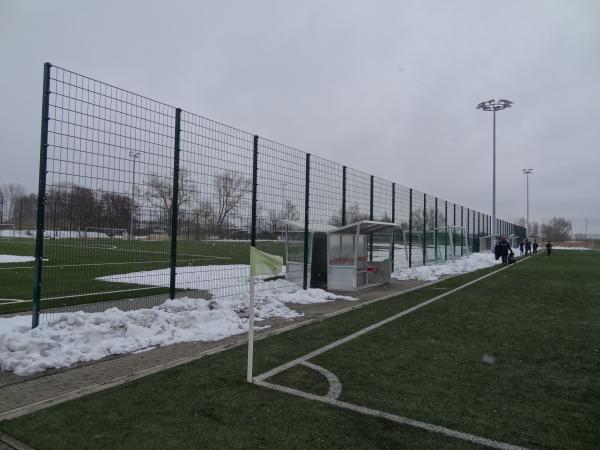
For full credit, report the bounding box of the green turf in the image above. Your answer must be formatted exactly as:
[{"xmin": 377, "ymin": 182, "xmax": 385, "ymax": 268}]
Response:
[
  {"xmin": 2, "ymin": 253, "xmax": 597, "ymax": 449},
  {"xmin": 0, "ymin": 238, "xmax": 285, "ymax": 314},
  {"xmin": 280, "ymin": 250, "xmax": 600, "ymax": 449}
]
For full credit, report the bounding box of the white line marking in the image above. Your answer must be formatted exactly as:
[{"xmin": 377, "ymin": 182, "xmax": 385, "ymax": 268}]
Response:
[
  {"xmin": 255, "ymin": 380, "xmax": 529, "ymax": 450},
  {"xmin": 255, "ymin": 261, "xmax": 518, "ymax": 383},
  {"xmin": 0, "ymin": 299, "xmax": 27, "ymax": 304},
  {"xmin": 299, "ymin": 361, "xmax": 342, "ymax": 400},
  {"xmin": 42, "ymin": 286, "xmax": 168, "ymax": 301}
]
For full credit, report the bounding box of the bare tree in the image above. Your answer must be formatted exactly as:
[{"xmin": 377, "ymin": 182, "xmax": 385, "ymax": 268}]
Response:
[
  {"xmin": 329, "ymin": 202, "xmax": 369, "ymax": 227},
  {"xmin": 530, "ymin": 221, "xmax": 540, "ymax": 238},
  {"xmin": 215, "ymin": 170, "xmax": 250, "ymax": 227},
  {"xmin": 145, "ymin": 169, "xmax": 196, "ymax": 220},
  {"xmin": 541, "ymin": 217, "xmax": 572, "ymax": 241},
  {"xmin": 194, "ymin": 200, "xmax": 216, "ymax": 223},
  {"xmin": 1, "ymin": 183, "xmax": 26, "ymax": 222},
  {"xmin": 267, "ymin": 200, "xmax": 299, "ymax": 236},
  {"xmin": 9, "ymin": 193, "xmax": 37, "ymax": 229},
  {"xmin": 99, "ymin": 192, "xmax": 134, "ymax": 230}
]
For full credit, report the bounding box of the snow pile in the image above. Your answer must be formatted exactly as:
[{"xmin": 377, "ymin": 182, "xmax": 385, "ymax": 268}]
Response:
[
  {"xmin": 0, "ymin": 255, "xmax": 35, "ymax": 263},
  {"xmin": 0, "ymin": 286, "xmax": 355, "ymax": 376},
  {"xmin": 98, "ymin": 264, "xmax": 292, "ymax": 299},
  {"xmin": 392, "ymin": 252, "xmax": 501, "ymax": 281},
  {"xmin": 552, "ymin": 246, "xmax": 592, "ymax": 251},
  {"xmin": 0, "ymin": 230, "xmax": 34, "ymax": 238}
]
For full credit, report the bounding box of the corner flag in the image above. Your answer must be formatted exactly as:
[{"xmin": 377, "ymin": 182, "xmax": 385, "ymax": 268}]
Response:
[
  {"xmin": 247, "ymin": 247, "xmax": 283, "ymax": 383},
  {"xmin": 249, "ymin": 247, "xmax": 283, "ymax": 277}
]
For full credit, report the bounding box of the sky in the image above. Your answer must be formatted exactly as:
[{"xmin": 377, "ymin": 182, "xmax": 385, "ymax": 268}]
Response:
[{"xmin": 1, "ymin": 0, "xmax": 599, "ymax": 232}]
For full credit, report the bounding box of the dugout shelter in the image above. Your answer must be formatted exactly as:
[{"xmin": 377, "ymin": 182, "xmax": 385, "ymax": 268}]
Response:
[{"xmin": 327, "ymin": 221, "xmax": 399, "ymax": 291}]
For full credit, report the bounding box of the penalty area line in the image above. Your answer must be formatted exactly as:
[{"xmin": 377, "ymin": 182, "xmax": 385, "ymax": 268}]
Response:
[{"xmin": 254, "ymin": 379, "xmax": 529, "ymax": 450}]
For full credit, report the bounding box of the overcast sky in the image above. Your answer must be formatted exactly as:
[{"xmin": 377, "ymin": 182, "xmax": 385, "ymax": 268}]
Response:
[{"xmin": 1, "ymin": 0, "xmax": 599, "ymax": 231}]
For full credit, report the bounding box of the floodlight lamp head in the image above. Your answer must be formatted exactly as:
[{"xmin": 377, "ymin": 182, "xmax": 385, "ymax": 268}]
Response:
[
  {"xmin": 476, "ymin": 98, "xmax": 514, "ymax": 111},
  {"xmin": 129, "ymin": 150, "xmax": 141, "ymax": 158}
]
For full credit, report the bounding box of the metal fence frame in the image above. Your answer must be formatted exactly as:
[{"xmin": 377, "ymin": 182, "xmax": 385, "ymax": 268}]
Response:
[{"xmin": 31, "ymin": 63, "xmax": 525, "ymax": 327}]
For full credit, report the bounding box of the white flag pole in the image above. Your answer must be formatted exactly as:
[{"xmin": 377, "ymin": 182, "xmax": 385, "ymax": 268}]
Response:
[{"xmin": 246, "ymin": 273, "xmax": 256, "ymax": 382}]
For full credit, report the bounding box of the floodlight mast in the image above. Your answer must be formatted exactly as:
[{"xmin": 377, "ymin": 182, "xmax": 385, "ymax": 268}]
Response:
[
  {"xmin": 476, "ymin": 99, "xmax": 513, "ymax": 235},
  {"xmin": 522, "ymin": 168, "xmax": 533, "ymax": 236}
]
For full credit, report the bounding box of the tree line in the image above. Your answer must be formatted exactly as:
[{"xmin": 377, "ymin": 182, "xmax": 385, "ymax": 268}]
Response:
[{"xmin": 0, "ymin": 181, "xmax": 578, "ymax": 243}]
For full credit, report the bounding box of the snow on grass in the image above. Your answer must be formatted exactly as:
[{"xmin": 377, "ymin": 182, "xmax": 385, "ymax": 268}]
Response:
[
  {"xmin": 98, "ymin": 264, "xmax": 284, "ymax": 299},
  {"xmin": 0, "ymin": 254, "xmax": 508, "ymax": 375},
  {"xmin": 552, "ymin": 246, "xmax": 593, "ymax": 251},
  {"xmin": 0, "ymin": 255, "xmax": 35, "ymax": 263},
  {"xmin": 0, "ymin": 267, "xmax": 355, "ymax": 375},
  {"xmin": 392, "ymin": 252, "xmax": 502, "ymax": 281}
]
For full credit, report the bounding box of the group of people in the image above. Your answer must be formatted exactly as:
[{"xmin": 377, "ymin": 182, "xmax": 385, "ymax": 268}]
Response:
[
  {"xmin": 518, "ymin": 239, "xmax": 539, "ymax": 256},
  {"xmin": 494, "ymin": 236, "xmax": 554, "ymax": 265}
]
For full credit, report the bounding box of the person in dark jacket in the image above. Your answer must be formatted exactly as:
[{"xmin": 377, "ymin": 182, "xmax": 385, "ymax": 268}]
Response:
[
  {"xmin": 495, "ymin": 236, "xmax": 513, "ymax": 265},
  {"xmin": 532, "ymin": 240, "xmax": 539, "ymax": 254},
  {"xmin": 525, "ymin": 239, "xmax": 532, "ymax": 255},
  {"xmin": 519, "ymin": 240, "xmax": 524, "ymax": 256},
  {"xmin": 546, "ymin": 241, "xmax": 552, "ymax": 256}
]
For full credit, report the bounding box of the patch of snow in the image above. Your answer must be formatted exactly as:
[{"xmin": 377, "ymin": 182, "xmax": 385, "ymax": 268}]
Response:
[
  {"xmin": 0, "ymin": 271, "xmax": 355, "ymax": 375},
  {"xmin": 0, "ymin": 230, "xmax": 35, "ymax": 238},
  {"xmin": 0, "ymin": 255, "xmax": 35, "ymax": 263},
  {"xmin": 97, "ymin": 264, "xmax": 291, "ymax": 299},
  {"xmin": 552, "ymin": 246, "xmax": 592, "ymax": 251},
  {"xmin": 391, "ymin": 252, "xmax": 501, "ymax": 281}
]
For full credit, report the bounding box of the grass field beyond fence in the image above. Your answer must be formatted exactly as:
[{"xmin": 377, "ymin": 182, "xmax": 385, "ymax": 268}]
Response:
[
  {"xmin": 1, "ymin": 250, "xmax": 599, "ymax": 449},
  {"xmin": 0, "ymin": 237, "xmax": 285, "ymax": 314}
]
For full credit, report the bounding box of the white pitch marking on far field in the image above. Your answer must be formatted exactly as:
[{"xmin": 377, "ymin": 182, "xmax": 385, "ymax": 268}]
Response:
[{"xmin": 254, "ymin": 379, "xmax": 529, "ymax": 450}]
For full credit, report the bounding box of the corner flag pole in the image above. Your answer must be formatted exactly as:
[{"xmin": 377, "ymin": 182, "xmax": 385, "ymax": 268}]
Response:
[
  {"xmin": 247, "ymin": 273, "xmax": 256, "ymax": 382},
  {"xmin": 247, "ymin": 246, "xmax": 283, "ymax": 382}
]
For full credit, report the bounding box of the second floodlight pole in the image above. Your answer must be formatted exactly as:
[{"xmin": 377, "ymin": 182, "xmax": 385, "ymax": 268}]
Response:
[
  {"xmin": 476, "ymin": 99, "xmax": 513, "ymax": 236},
  {"xmin": 522, "ymin": 168, "xmax": 533, "ymax": 237}
]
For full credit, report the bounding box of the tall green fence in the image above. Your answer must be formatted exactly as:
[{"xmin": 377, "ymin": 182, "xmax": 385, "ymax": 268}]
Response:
[{"xmin": 30, "ymin": 63, "xmax": 524, "ymax": 327}]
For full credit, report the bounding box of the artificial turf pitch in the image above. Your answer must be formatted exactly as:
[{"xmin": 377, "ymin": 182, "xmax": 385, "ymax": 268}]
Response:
[
  {"xmin": 0, "ymin": 237, "xmax": 284, "ymax": 314},
  {"xmin": 0, "ymin": 250, "xmax": 599, "ymax": 449}
]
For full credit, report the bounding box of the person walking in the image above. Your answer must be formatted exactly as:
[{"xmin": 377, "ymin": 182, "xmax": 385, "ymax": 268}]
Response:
[
  {"xmin": 533, "ymin": 240, "xmax": 539, "ymax": 254},
  {"xmin": 519, "ymin": 240, "xmax": 524, "ymax": 256},
  {"xmin": 525, "ymin": 239, "xmax": 532, "ymax": 255},
  {"xmin": 546, "ymin": 241, "xmax": 552, "ymax": 256},
  {"xmin": 495, "ymin": 236, "xmax": 513, "ymax": 265}
]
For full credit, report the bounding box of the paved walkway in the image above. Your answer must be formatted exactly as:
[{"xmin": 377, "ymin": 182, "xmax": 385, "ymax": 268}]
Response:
[{"xmin": 0, "ymin": 279, "xmax": 429, "ymax": 425}]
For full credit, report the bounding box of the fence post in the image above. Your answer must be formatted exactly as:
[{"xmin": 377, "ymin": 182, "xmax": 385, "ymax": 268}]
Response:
[
  {"xmin": 453, "ymin": 203, "xmax": 456, "ymax": 257},
  {"xmin": 342, "ymin": 166, "xmax": 347, "ymax": 226},
  {"xmin": 467, "ymin": 208, "xmax": 470, "ymax": 255},
  {"xmin": 391, "ymin": 182, "xmax": 395, "ymax": 271},
  {"xmin": 32, "ymin": 62, "xmax": 51, "ymax": 329},
  {"xmin": 250, "ymin": 136, "xmax": 259, "ymax": 247},
  {"xmin": 408, "ymin": 188, "xmax": 413, "ymax": 268},
  {"xmin": 472, "ymin": 209, "xmax": 476, "ymax": 253},
  {"xmin": 434, "ymin": 197, "xmax": 438, "ymax": 262},
  {"xmin": 477, "ymin": 212, "xmax": 481, "ymax": 251},
  {"xmin": 169, "ymin": 108, "xmax": 182, "ymax": 300},
  {"xmin": 423, "ymin": 195, "xmax": 427, "ymax": 265},
  {"xmin": 444, "ymin": 200, "xmax": 448, "ymax": 261},
  {"xmin": 461, "ymin": 206, "xmax": 464, "ymax": 257},
  {"xmin": 303, "ymin": 153, "xmax": 311, "ymax": 290},
  {"xmin": 369, "ymin": 175, "xmax": 374, "ymax": 261}
]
